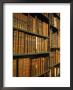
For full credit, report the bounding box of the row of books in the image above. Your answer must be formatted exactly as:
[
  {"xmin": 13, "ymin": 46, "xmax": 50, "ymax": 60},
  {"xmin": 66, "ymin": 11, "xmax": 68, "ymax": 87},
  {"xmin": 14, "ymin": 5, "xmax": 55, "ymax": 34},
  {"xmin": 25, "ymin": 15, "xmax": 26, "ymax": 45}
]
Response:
[
  {"xmin": 50, "ymin": 31, "xmax": 58, "ymax": 48},
  {"xmin": 13, "ymin": 13, "xmax": 49, "ymax": 37},
  {"xmin": 49, "ymin": 13, "xmax": 60, "ymax": 30},
  {"xmin": 13, "ymin": 57, "xmax": 49, "ymax": 77},
  {"xmin": 50, "ymin": 50, "xmax": 60, "ymax": 67},
  {"xmin": 13, "ymin": 30, "xmax": 49, "ymax": 54},
  {"xmin": 49, "ymin": 67, "xmax": 60, "ymax": 77}
]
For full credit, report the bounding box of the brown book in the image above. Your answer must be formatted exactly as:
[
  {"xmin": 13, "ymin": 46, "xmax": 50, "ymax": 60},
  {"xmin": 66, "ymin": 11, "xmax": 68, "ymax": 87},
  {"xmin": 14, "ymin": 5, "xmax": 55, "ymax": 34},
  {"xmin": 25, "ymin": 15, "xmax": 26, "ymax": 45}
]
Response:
[
  {"xmin": 36, "ymin": 37, "xmax": 40, "ymax": 53},
  {"xmin": 27, "ymin": 14, "xmax": 33, "ymax": 32},
  {"xmin": 13, "ymin": 13, "xmax": 18, "ymax": 29},
  {"xmin": 21, "ymin": 14, "xmax": 28, "ymax": 31},
  {"xmin": 44, "ymin": 39, "xmax": 48, "ymax": 52},
  {"xmin": 32, "ymin": 36, "xmax": 36, "ymax": 53},
  {"xmin": 13, "ymin": 59, "xmax": 17, "ymax": 77},
  {"xmin": 35, "ymin": 58, "xmax": 39, "ymax": 75},
  {"xmin": 53, "ymin": 17, "xmax": 57, "ymax": 28},
  {"xmin": 31, "ymin": 59, "xmax": 36, "ymax": 76},
  {"xmin": 43, "ymin": 22, "xmax": 46, "ymax": 36},
  {"xmin": 58, "ymin": 51, "xmax": 60, "ymax": 63},
  {"xmin": 42, "ymin": 58, "xmax": 45, "ymax": 73},
  {"xmin": 50, "ymin": 52, "xmax": 56, "ymax": 67},
  {"xmin": 32, "ymin": 16, "xmax": 36, "ymax": 33},
  {"xmin": 39, "ymin": 19, "xmax": 43, "ymax": 35},
  {"xmin": 27, "ymin": 34, "xmax": 30, "ymax": 54},
  {"xmin": 18, "ymin": 32, "xmax": 22, "ymax": 54},
  {"xmin": 21, "ymin": 32, "xmax": 24, "ymax": 54},
  {"xmin": 51, "ymin": 68, "xmax": 54, "ymax": 77},
  {"xmin": 49, "ymin": 69, "xmax": 51, "ymax": 77},
  {"xmin": 36, "ymin": 17, "xmax": 39, "ymax": 34},
  {"xmin": 13, "ymin": 30, "xmax": 18, "ymax": 54},
  {"xmin": 18, "ymin": 58, "xmax": 23, "ymax": 77},
  {"xmin": 25, "ymin": 58, "xmax": 31, "ymax": 77},
  {"xmin": 38, "ymin": 58, "xmax": 41, "ymax": 75},
  {"xmin": 46, "ymin": 23, "xmax": 48, "ymax": 37},
  {"xmin": 22, "ymin": 59, "xmax": 26, "ymax": 76},
  {"xmin": 41, "ymin": 58, "xmax": 43, "ymax": 74},
  {"xmin": 25, "ymin": 34, "xmax": 28, "ymax": 54},
  {"xmin": 54, "ymin": 67, "xmax": 57, "ymax": 77},
  {"xmin": 13, "ymin": 30, "xmax": 16, "ymax": 53}
]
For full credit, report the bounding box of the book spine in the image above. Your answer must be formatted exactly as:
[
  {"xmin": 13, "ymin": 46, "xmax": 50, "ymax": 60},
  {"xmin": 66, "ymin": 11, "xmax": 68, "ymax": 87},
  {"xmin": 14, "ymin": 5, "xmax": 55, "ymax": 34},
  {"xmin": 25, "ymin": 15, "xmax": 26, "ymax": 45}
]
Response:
[{"xmin": 13, "ymin": 59, "xmax": 17, "ymax": 77}]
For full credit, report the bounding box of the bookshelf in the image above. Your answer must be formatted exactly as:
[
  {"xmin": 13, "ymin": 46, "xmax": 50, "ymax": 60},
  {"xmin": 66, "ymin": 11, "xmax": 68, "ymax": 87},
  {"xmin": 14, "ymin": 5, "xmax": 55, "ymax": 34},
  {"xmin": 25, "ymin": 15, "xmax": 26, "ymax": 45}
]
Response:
[
  {"xmin": 49, "ymin": 13, "xmax": 60, "ymax": 77},
  {"xmin": 13, "ymin": 13, "xmax": 60, "ymax": 77}
]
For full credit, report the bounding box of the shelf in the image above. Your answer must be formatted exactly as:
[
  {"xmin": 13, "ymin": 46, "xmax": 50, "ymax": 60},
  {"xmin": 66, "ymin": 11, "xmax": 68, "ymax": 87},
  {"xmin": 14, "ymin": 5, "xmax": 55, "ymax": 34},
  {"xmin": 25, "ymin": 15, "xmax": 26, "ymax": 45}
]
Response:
[
  {"xmin": 13, "ymin": 52, "xmax": 49, "ymax": 59},
  {"xmin": 50, "ymin": 25, "xmax": 58, "ymax": 33},
  {"xmin": 53, "ymin": 13, "xmax": 60, "ymax": 19},
  {"xmin": 23, "ymin": 13, "xmax": 49, "ymax": 23},
  {"xmin": 13, "ymin": 27, "xmax": 49, "ymax": 39},
  {"xmin": 50, "ymin": 48, "xmax": 60, "ymax": 51},
  {"xmin": 49, "ymin": 63, "xmax": 60, "ymax": 68}
]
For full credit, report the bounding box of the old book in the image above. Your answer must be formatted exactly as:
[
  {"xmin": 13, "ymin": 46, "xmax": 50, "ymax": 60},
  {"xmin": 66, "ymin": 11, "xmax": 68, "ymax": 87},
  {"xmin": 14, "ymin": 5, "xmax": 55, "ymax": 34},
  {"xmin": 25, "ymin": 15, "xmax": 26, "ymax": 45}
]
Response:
[
  {"xmin": 32, "ymin": 36, "xmax": 36, "ymax": 53},
  {"xmin": 35, "ymin": 58, "xmax": 39, "ymax": 75},
  {"xmin": 39, "ymin": 19, "xmax": 43, "ymax": 35},
  {"xmin": 54, "ymin": 67, "xmax": 57, "ymax": 77},
  {"xmin": 32, "ymin": 16, "xmax": 36, "ymax": 33},
  {"xmin": 41, "ymin": 38, "xmax": 45, "ymax": 52},
  {"xmin": 36, "ymin": 37, "xmax": 40, "ymax": 53},
  {"xmin": 38, "ymin": 58, "xmax": 41, "ymax": 75},
  {"xmin": 13, "ymin": 13, "xmax": 18, "ymax": 29},
  {"xmin": 21, "ymin": 32, "xmax": 24, "ymax": 54},
  {"xmin": 18, "ymin": 32, "xmax": 22, "ymax": 54},
  {"xmin": 44, "ymin": 39, "xmax": 48, "ymax": 52},
  {"xmin": 51, "ymin": 67, "xmax": 54, "ymax": 77},
  {"xmin": 24, "ymin": 34, "xmax": 28, "ymax": 54},
  {"xmin": 18, "ymin": 58, "xmax": 23, "ymax": 77},
  {"xmin": 25, "ymin": 58, "xmax": 31, "ymax": 77},
  {"xmin": 53, "ymin": 17, "xmax": 57, "ymax": 28},
  {"xmin": 31, "ymin": 59, "xmax": 36, "ymax": 76},
  {"xmin": 50, "ymin": 52, "xmax": 56, "ymax": 67},
  {"xmin": 40, "ymin": 58, "xmax": 43, "ymax": 74},
  {"xmin": 13, "ymin": 30, "xmax": 18, "ymax": 54},
  {"xmin": 21, "ymin": 14, "xmax": 28, "ymax": 31},
  {"xmin": 36, "ymin": 17, "xmax": 39, "ymax": 34},
  {"xmin": 46, "ymin": 23, "xmax": 48, "ymax": 37},
  {"xmin": 27, "ymin": 34, "xmax": 30, "ymax": 54},
  {"xmin": 13, "ymin": 59, "xmax": 17, "ymax": 77},
  {"xmin": 27, "ymin": 14, "xmax": 33, "ymax": 32},
  {"xmin": 42, "ymin": 22, "xmax": 45, "ymax": 36}
]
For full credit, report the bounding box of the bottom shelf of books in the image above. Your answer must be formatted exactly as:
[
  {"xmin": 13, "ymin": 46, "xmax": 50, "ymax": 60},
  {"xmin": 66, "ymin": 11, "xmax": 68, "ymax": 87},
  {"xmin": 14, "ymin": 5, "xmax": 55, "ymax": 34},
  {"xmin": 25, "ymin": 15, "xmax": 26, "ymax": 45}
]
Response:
[{"xmin": 13, "ymin": 55, "xmax": 60, "ymax": 77}]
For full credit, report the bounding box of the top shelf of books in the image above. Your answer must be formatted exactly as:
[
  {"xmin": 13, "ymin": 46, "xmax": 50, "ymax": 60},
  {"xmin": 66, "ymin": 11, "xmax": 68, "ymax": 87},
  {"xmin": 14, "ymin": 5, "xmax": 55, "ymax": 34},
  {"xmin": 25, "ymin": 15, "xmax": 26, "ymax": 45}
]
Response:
[{"xmin": 13, "ymin": 13, "xmax": 49, "ymax": 37}]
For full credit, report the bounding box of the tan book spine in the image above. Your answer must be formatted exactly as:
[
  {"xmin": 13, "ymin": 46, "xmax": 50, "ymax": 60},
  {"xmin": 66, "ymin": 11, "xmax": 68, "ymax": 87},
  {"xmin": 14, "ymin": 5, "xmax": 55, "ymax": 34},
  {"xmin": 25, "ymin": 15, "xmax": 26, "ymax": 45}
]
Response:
[
  {"xmin": 13, "ymin": 59, "xmax": 17, "ymax": 77},
  {"xmin": 32, "ymin": 17, "xmax": 36, "ymax": 33},
  {"xmin": 18, "ymin": 59, "xmax": 23, "ymax": 77},
  {"xmin": 25, "ymin": 58, "xmax": 31, "ymax": 77}
]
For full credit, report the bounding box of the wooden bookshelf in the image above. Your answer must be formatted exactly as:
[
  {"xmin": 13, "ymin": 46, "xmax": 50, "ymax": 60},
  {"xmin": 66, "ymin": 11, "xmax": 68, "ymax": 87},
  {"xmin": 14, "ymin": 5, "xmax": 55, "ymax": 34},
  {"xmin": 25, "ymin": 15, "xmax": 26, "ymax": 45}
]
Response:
[
  {"xmin": 49, "ymin": 13, "xmax": 60, "ymax": 77},
  {"xmin": 13, "ymin": 13, "xmax": 60, "ymax": 77}
]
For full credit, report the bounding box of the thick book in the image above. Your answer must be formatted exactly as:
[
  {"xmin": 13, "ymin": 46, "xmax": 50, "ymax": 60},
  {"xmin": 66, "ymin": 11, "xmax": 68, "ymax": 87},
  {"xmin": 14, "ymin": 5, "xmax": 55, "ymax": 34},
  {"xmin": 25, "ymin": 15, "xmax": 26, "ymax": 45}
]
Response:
[
  {"xmin": 13, "ymin": 59, "xmax": 17, "ymax": 77},
  {"xmin": 13, "ymin": 30, "xmax": 18, "ymax": 54}
]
